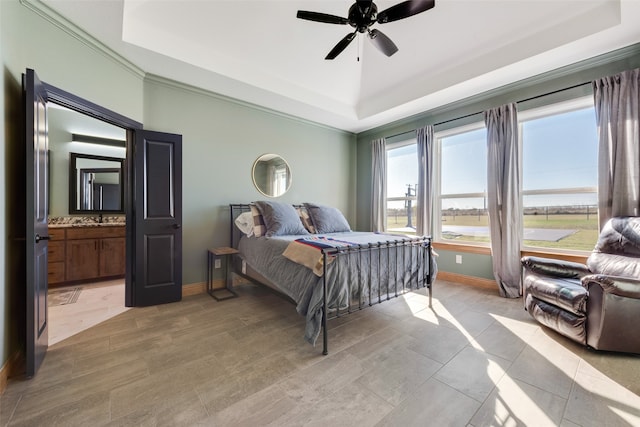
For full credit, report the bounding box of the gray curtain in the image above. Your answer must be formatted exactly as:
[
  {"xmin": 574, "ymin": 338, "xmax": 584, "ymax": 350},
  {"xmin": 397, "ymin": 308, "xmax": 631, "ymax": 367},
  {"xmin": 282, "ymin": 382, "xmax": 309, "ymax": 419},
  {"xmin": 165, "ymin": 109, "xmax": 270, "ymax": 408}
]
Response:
[
  {"xmin": 485, "ymin": 103, "xmax": 522, "ymax": 298},
  {"xmin": 593, "ymin": 68, "xmax": 640, "ymax": 230},
  {"xmin": 371, "ymin": 137, "xmax": 387, "ymax": 232},
  {"xmin": 416, "ymin": 126, "xmax": 434, "ymax": 236}
]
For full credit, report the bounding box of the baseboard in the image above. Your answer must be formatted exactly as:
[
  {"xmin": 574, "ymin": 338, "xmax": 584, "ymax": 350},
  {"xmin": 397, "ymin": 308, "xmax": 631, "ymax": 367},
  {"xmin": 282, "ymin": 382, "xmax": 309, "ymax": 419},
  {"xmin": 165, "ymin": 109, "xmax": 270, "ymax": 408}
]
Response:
[
  {"xmin": 182, "ymin": 277, "xmax": 251, "ymax": 297},
  {"xmin": 0, "ymin": 350, "xmax": 22, "ymax": 395},
  {"xmin": 182, "ymin": 281, "xmax": 207, "ymax": 297},
  {"xmin": 437, "ymin": 271, "xmax": 497, "ymax": 290},
  {"xmin": 184, "ymin": 273, "xmax": 497, "ymax": 297}
]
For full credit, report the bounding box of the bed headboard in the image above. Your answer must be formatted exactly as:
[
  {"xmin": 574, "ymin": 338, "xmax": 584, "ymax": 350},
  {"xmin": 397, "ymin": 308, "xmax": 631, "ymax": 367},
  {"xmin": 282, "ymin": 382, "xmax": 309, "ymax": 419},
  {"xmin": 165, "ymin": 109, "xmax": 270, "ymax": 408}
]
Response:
[
  {"xmin": 230, "ymin": 204, "xmax": 251, "ymax": 249},
  {"xmin": 230, "ymin": 203, "xmax": 309, "ymax": 249}
]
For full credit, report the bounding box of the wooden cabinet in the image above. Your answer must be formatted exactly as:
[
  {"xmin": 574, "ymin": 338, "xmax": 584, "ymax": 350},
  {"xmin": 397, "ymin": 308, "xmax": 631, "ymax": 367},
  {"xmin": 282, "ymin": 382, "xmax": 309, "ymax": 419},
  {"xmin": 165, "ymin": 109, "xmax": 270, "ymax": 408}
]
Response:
[
  {"xmin": 48, "ymin": 225, "xmax": 125, "ymax": 285},
  {"xmin": 47, "ymin": 228, "xmax": 66, "ymax": 285},
  {"xmin": 99, "ymin": 237, "xmax": 126, "ymax": 277},
  {"xmin": 66, "ymin": 238, "xmax": 100, "ymax": 282}
]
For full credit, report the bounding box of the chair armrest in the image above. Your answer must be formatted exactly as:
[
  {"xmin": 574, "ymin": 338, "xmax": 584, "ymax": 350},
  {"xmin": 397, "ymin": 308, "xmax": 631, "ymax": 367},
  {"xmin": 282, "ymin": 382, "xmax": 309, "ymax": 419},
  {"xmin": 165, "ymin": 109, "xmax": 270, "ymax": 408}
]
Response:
[
  {"xmin": 582, "ymin": 274, "xmax": 640, "ymax": 299},
  {"xmin": 521, "ymin": 256, "xmax": 590, "ymax": 279}
]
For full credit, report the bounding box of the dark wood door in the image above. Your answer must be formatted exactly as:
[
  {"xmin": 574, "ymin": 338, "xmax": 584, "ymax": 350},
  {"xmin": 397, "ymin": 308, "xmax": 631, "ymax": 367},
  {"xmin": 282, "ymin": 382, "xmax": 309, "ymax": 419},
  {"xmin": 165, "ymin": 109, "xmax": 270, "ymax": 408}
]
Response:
[
  {"xmin": 130, "ymin": 130, "xmax": 182, "ymax": 306},
  {"xmin": 24, "ymin": 69, "xmax": 49, "ymax": 377}
]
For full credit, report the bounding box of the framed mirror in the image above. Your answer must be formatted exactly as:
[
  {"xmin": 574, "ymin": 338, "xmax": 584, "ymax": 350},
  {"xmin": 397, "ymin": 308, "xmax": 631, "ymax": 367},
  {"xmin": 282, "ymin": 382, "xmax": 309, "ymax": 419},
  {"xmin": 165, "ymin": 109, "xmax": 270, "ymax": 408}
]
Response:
[
  {"xmin": 252, "ymin": 154, "xmax": 291, "ymax": 197},
  {"xmin": 69, "ymin": 153, "xmax": 125, "ymax": 213}
]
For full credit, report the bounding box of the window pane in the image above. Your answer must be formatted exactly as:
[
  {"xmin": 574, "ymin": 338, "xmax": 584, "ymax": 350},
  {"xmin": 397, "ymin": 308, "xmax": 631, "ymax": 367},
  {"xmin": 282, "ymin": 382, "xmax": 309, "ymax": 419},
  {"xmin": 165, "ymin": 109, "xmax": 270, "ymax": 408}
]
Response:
[
  {"xmin": 439, "ymin": 127, "xmax": 488, "ymax": 244},
  {"xmin": 441, "ymin": 197, "xmax": 489, "ymax": 243},
  {"xmin": 441, "ymin": 128, "xmax": 487, "ymax": 195},
  {"xmin": 523, "ymin": 108, "xmax": 597, "ymax": 191},
  {"xmin": 387, "ymin": 143, "xmax": 417, "ymax": 234},
  {"xmin": 522, "ymin": 105, "xmax": 598, "ymax": 251}
]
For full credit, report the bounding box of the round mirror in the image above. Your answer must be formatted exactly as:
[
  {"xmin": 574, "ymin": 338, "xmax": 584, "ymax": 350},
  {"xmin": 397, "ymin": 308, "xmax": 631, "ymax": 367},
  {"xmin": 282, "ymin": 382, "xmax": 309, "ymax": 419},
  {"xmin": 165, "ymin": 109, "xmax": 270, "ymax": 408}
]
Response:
[{"xmin": 252, "ymin": 154, "xmax": 291, "ymax": 197}]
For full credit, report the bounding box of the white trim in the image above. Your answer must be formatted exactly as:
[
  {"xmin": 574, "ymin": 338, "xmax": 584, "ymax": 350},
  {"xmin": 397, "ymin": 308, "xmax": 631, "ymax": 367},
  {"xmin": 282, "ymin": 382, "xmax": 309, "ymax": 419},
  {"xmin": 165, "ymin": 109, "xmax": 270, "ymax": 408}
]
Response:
[
  {"xmin": 441, "ymin": 192, "xmax": 487, "ymax": 199},
  {"xmin": 144, "ymin": 74, "xmax": 354, "ymax": 136},
  {"xmin": 434, "ymin": 120, "xmax": 485, "ymax": 139},
  {"xmin": 20, "ymin": 0, "xmax": 145, "ymax": 79},
  {"xmin": 519, "ymin": 95, "xmax": 594, "ymax": 122},
  {"xmin": 386, "ymin": 136, "xmax": 416, "ymax": 150},
  {"xmin": 523, "ymin": 187, "xmax": 596, "ymax": 196}
]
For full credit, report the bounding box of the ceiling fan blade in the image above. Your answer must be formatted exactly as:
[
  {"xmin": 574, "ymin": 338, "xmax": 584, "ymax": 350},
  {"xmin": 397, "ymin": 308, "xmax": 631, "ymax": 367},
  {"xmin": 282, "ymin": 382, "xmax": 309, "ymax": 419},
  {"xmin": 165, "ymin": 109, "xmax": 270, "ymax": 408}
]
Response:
[
  {"xmin": 368, "ymin": 29, "xmax": 398, "ymax": 57},
  {"xmin": 325, "ymin": 32, "xmax": 358, "ymax": 60},
  {"xmin": 377, "ymin": 0, "xmax": 435, "ymax": 24},
  {"xmin": 297, "ymin": 10, "xmax": 349, "ymax": 25}
]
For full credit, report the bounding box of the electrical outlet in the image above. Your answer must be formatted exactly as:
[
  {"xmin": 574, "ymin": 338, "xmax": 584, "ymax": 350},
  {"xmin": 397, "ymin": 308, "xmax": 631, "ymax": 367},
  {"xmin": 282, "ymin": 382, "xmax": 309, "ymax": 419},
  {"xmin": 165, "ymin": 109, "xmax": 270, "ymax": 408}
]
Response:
[
  {"xmin": 214, "ymin": 259, "xmax": 222, "ymax": 269},
  {"xmin": 455, "ymin": 254, "xmax": 463, "ymax": 264}
]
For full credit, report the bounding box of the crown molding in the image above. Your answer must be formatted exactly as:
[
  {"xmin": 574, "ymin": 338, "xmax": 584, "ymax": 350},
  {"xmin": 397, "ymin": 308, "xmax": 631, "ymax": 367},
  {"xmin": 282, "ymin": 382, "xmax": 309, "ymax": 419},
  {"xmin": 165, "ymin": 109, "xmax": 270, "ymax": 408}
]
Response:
[
  {"xmin": 20, "ymin": 1, "xmax": 355, "ymax": 136},
  {"xmin": 144, "ymin": 74, "xmax": 355, "ymax": 137},
  {"xmin": 20, "ymin": 0, "xmax": 145, "ymax": 79},
  {"xmin": 357, "ymin": 42, "xmax": 640, "ymax": 141}
]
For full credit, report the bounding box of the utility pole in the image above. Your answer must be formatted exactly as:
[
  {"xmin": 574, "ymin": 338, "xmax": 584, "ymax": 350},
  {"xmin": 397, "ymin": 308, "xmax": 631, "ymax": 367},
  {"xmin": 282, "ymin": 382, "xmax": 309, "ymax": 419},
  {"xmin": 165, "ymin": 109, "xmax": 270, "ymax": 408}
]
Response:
[{"xmin": 405, "ymin": 184, "xmax": 415, "ymax": 228}]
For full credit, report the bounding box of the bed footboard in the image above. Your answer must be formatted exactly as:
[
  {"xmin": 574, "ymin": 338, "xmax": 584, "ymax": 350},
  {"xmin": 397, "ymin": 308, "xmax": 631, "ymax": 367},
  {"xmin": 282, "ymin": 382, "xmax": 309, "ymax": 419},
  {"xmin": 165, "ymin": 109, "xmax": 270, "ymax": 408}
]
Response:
[
  {"xmin": 320, "ymin": 237, "xmax": 432, "ymax": 355},
  {"xmin": 229, "ymin": 203, "xmax": 433, "ymax": 356}
]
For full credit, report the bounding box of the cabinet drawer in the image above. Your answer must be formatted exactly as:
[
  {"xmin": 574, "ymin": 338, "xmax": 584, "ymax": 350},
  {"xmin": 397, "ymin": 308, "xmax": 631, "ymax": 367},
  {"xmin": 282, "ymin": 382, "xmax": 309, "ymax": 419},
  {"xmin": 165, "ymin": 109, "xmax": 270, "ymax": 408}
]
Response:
[
  {"xmin": 48, "ymin": 262, "xmax": 65, "ymax": 284},
  {"xmin": 66, "ymin": 226, "xmax": 125, "ymax": 240},
  {"xmin": 48, "ymin": 241, "xmax": 65, "ymax": 263},
  {"xmin": 48, "ymin": 228, "xmax": 66, "ymax": 241}
]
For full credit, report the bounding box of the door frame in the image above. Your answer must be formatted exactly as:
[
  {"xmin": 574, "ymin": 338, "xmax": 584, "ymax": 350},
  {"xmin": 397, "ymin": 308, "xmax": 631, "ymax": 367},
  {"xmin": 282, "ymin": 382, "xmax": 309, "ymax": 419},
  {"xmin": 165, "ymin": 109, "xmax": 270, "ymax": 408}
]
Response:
[{"xmin": 43, "ymin": 82, "xmax": 142, "ymax": 306}]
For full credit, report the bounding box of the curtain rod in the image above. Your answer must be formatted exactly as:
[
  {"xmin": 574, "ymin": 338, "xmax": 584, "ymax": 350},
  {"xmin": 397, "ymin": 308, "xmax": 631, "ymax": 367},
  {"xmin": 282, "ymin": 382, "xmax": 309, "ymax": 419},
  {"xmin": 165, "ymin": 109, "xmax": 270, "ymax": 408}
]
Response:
[{"xmin": 384, "ymin": 81, "xmax": 592, "ymax": 141}]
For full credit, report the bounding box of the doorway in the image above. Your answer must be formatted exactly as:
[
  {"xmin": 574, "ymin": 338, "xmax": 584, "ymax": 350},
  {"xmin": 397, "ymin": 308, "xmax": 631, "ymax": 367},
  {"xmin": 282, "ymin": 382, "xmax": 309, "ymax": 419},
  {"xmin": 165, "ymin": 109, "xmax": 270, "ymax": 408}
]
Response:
[
  {"xmin": 47, "ymin": 104, "xmax": 129, "ymax": 345},
  {"xmin": 26, "ymin": 69, "xmax": 183, "ymax": 377}
]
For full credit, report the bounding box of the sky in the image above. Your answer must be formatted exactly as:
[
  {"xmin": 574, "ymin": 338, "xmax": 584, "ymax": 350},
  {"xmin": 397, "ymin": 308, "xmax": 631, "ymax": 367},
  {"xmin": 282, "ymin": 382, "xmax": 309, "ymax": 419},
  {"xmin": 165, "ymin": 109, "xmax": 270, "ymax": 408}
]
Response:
[{"xmin": 387, "ymin": 105, "xmax": 598, "ymax": 210}]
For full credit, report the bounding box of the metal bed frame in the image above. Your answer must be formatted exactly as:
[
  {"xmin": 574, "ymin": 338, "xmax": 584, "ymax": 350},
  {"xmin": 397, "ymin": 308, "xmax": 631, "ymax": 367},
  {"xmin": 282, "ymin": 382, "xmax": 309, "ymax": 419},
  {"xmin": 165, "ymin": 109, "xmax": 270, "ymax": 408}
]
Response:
[{"xmin": 229, "ymin": 203, "xmax": 433, "ymax": 355}]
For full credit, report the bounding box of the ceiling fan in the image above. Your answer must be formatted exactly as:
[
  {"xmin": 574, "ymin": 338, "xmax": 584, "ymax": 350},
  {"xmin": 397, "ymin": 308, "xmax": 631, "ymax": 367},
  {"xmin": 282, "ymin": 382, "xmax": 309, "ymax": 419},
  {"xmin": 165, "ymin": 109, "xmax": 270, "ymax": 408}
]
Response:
[{"xmin": 297, "ymin": 0, "xmax": 435, "ymax": 60}]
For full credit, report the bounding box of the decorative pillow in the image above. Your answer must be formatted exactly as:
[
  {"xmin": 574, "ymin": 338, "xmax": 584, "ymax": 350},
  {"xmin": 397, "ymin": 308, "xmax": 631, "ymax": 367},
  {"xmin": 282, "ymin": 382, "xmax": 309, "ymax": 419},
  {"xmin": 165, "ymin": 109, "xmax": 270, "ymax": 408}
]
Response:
[
  {"xmin": 234, "ymin": 211, "xmax": 254, "ymax": 237},
  {"xmin": 296, "ymin": 206, "xmax": 317, "ymax": 234},
  {"xmin": 304, "ymin": 203, "xmax": 351, "ymax": 233},
  {"xmin": 254, "ymin": 201, "xmax": 309, "ymax": 237},
  {"xmin": 249, "ymin": 204, "xmax": 266, "ymax": 237}
]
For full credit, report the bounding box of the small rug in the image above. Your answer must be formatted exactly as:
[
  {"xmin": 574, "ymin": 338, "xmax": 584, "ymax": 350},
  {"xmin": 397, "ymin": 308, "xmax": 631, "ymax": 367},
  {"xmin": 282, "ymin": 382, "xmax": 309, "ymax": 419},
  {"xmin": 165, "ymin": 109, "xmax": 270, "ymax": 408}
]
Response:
[{"xmin": 49, "ymin": 287, "xmax": 82, "ymax": 306}]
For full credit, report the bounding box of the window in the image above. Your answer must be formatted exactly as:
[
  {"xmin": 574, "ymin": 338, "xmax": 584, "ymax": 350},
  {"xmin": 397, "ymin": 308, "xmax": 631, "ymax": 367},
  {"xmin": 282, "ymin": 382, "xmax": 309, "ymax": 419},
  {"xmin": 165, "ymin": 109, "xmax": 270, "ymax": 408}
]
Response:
[
  {"xmin": 384, "ymin": 96, "xmax": 598, "ymax": 254},
  {"xmin": 386, "ymin": 140, "xmax": 418, "ymax": 234},
  {"xmin": 436, "ymin": 124, "xmax": 488, "ymax": 244},
  {"xmin": 520, "ymin": 97, "xmax": 598, "ymax": 252}
]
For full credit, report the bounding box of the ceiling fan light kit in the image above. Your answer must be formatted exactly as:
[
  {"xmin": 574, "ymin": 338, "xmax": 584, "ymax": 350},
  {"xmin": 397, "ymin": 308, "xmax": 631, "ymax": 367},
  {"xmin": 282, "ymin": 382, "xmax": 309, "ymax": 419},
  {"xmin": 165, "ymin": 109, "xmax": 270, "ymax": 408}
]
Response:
[{"xmin": 297, "ymin": 0, "xmax": 435, "ymax": 60}]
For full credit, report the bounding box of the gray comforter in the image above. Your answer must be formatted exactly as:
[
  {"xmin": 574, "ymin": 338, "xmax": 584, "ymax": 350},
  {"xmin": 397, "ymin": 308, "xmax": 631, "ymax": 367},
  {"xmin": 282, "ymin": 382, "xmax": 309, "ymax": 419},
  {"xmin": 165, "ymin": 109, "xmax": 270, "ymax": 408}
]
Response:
[{"xmin": 238, "ymin": 232, "xmax": 433, "ymax": 346}]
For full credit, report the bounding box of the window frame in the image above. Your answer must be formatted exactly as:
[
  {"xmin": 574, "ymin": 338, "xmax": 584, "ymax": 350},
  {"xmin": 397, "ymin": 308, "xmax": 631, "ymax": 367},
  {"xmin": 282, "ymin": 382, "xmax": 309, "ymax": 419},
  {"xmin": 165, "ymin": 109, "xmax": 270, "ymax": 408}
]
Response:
[
  {"xmin": 385, "ymin": 137, "xmax": 418, "ymax": 234},
  {"xmin": 434, "ymin": 121, "xmax": 489, "ymax": 246},
  {"xmin": 519, "ymin": 95, "xmax": 597, "ymax": 254}
]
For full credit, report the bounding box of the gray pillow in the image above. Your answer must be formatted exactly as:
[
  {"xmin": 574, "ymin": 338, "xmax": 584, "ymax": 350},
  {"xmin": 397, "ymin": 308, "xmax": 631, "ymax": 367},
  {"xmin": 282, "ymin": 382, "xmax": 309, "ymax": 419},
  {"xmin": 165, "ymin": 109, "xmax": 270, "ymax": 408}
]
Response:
[
  {"xmin": 254, "ymin": 201, "xmax": 309, "ymax": 237},
  {"xmin": 304, "ymin": 203, "xmax": 351, "ymax": 233}
]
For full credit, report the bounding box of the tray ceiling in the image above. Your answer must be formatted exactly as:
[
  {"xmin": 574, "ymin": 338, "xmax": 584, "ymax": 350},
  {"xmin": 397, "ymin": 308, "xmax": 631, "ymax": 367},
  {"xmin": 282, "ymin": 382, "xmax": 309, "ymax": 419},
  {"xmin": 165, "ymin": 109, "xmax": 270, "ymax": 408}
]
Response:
[{"xmin": 42, "ymin": 0, "xmax": 640, "ymax": 132}]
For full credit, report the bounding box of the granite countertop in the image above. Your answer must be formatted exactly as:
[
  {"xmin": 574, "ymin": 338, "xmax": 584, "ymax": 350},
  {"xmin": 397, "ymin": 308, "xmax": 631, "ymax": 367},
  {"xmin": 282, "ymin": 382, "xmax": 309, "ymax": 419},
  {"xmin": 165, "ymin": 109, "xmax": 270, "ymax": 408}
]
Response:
[
  {"xmin": 48, "ymin": 223, "xmax": 125, "ymax": 228},
  {"xmin": 48, "ymin": 216, "xmax": 126, "ymax": 228}
]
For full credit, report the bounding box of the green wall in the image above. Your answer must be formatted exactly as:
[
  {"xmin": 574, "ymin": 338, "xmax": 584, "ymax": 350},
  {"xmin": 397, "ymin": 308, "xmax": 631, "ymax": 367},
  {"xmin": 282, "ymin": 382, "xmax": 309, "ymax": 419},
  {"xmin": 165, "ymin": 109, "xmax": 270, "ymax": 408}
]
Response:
[{"xmin": 142, "ymin": 76, "xmax": 355, "ymax": 284}]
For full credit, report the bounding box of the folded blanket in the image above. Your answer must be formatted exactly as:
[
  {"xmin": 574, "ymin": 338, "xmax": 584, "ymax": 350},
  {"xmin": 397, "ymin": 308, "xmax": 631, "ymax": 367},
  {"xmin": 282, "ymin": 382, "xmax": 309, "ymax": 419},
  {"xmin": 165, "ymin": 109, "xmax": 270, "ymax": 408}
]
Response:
[{"xmin": 283, "ymin": 236, "xmax": 355, "ymax": 276}]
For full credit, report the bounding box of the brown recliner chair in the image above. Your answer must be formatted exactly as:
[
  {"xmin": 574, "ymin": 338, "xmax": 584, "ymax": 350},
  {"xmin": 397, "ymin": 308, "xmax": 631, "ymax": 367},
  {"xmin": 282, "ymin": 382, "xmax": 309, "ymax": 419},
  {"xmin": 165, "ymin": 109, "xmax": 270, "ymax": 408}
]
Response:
[{"xmin": 522, "ymin": 216, "xmax": 640, "ymax": 354}]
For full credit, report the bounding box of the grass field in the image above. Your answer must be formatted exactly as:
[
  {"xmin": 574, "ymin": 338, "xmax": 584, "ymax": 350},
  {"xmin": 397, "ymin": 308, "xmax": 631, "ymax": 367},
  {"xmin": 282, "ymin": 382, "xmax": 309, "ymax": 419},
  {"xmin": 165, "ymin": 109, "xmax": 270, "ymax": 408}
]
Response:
[{"xmin": 387, "ymin": 213, "xmax": 598, "ymax": 251}]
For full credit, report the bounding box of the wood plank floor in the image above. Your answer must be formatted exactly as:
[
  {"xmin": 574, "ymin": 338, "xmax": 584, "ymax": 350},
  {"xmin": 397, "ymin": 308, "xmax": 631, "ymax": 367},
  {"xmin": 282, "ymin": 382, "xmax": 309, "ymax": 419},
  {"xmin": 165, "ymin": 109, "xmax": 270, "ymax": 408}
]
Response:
[{"xmin": 2, "ymin": 280, "xmax": 639, "ymax": 426}]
